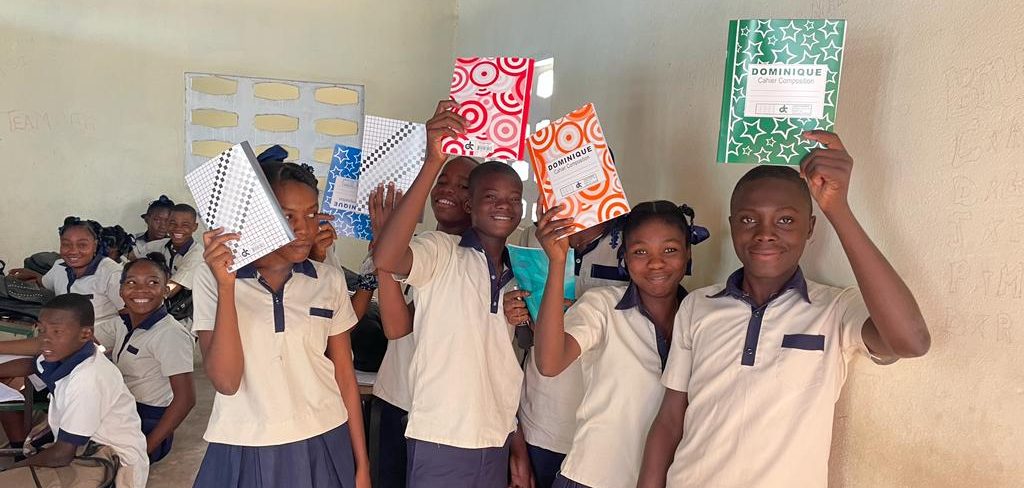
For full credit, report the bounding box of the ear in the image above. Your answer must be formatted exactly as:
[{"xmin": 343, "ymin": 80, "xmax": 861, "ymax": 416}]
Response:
[
  {"xmin": 463, "ymin": 199, "xmax": 472, "ymax": 214},
  {"xmin": 80, "ymin": 326, "xmax": 94, "ymax": 343},
  {"xmin": 807, "ymin": 214, "xmax": 817, "ymax": 239}
]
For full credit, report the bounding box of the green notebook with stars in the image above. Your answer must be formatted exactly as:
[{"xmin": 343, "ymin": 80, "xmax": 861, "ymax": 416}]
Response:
[{"xmin": 717, "ymin": 19, "xmax": 847, "ymax": 165}]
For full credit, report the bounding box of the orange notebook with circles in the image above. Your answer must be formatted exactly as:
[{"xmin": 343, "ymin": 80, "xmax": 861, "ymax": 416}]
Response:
[{"xmin": 526, "ymin": 103, "xmax": 630, "ymax": 235}]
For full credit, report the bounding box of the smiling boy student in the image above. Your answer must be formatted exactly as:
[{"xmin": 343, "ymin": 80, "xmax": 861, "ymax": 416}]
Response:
[
  {"xmin": 0, "ymin": 294, "xmax": 148, "ymax": 487},
  {"xmin": 637, "ymin": 131, "xmax": 931, "ymax": 488},
  {"xmin": 142, "ymin": 203, "xmax": 204, "ymax": 299},
  {"xmin": 373, "ymin": 100, "xmax": 530, "ymax": 488}
]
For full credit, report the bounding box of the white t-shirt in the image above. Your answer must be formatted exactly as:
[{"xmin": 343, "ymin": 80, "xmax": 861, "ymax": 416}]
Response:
[
  {"xmin": 39, "ymin": 343, "xmax": 149, "ymax": 488},
  {"xmin": 662, "ymin": 268, "xmax": 877, "ymax": 487},
  {"xmin": 112, "ymin": 308, "xmax": 194, "ymax": 407},
  {"xmin": 192, "ymin": 260, "xmax": 358, "ymax": 446},
  {"xmin": 41, "ymin": 256, "xmax": 125, "ymax": 350}
]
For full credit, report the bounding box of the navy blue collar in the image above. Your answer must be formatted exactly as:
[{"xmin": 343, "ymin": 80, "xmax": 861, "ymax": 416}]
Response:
[
  {"xmin": 38, "ymin": 342, "xmax": 96, "ymax": 391},
  {"xmin": 60, "ymin": 254, "xmax": 104, "ymax": 278},
  {"xmin": 165, "ymin": 238, "xmax": 194, "ymax": 256},
  {"xmin": 458, "ymin": 228, "xmax": 513, "ymax": 270},
  {"xmin": 121, "ymin": 306, "xmax": 169, "ymax": 331},
  {"xmin": 615, "ymin": 282, "xmax": 688, "ymax": 311},
  {"xmin": 235, "ymin": 260, "xmax": 319, "ymax": 280},
  {"xmin": 709, "ymin": 267, "xmax": 811, "ymax": 304}
]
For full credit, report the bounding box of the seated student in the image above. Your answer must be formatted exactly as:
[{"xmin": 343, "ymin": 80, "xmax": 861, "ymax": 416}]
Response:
[
  {"xmin": 114, "ymin": 254, "xmax": 196, "ymax": 463},
  {"xmin": 132, "ymin": 195, "xmax": 175, "ymax": 259},
  {"xmin": 193, "ymin": 161, "xmax": 369, "ymax": 487},
  {"xmin": 9, "ymin": 217, "xmax": 125, "ymax": 350},
  {"xmin": 370, "ymin": 155, "xmax": 478, "ymax": 488},
  {"xmin": 638, "ymin": 132, "xmax": 931, "ymax": 488},
  {"xmin": 503, "ymin": 215, "xmax": 631, "ymax": 488},
  {"xmin": 373, "ymin": 100, "xmax": 531, "ymax": 488},
  {"xmin": 0, "ymin": 294, "xmax": 149, "ymax": 487},
  {"xmin": 530, "ymin": 201, "xmax": 705, "ymax": 488},
  {"xmin": 141, "ymin": 204, "xmax": 204, "ymax": 300},
  {"xmin": 101, "ymin": 225, "xmax": 136, "ymax": 264}
]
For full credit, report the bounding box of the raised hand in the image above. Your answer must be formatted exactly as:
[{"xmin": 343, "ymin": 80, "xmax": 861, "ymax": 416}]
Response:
[
  {"xmin": 800, "ymin": 130, "xmax": 853, "ymax": 215},
  {"xmin": 368, "ymin": 182, "xmax": 404, "ymax": 250},
  {"xmin": 202, "ymin": 228, "xmax": 240, "ymax": 285},
  {"xmin": 534, "ymin": 201, "xmax": 573, "ymax": 262},
  {"xmin": 425, "ymin": 100, "xmax": 466, "ymax": 165},
  {"xmin": 310, "ymin": 213, "xmax": 337, "ymax": 262}
]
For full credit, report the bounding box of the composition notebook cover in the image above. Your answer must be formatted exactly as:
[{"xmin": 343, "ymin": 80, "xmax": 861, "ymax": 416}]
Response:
[
  {"xmin": 442, "ymin": 56, "xmax": 535, "ymax": 160},
  {"xmin": 356, "ymin": 115, "xmax": 427, "ymax": 215},
  {"xmin": 184, "ymin": 141, "xmax": 295, "ymax": 272},
  {"xmin": 717, "ymin": 19, "xmax": 846, "ymax": 164},
  {"xmin": 527, "ymin": 103, "xmax": 630, "ymax": 236},
  {"xmin": 507, "ymin": 245, "xmax": 575, "ymax": 320},
  {"xmin": 321, "ymin": 144, "xmax": 373, "ymax": 241}
]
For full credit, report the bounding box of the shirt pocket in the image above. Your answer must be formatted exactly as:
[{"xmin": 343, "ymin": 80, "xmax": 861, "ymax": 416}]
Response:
[
  {"xmin": 775, "ymin": 334, "xmax": 826, "ymax": 392},
  {"xmin": 302, "ymin": 306, "xmax": 335, "ymax": 353}
]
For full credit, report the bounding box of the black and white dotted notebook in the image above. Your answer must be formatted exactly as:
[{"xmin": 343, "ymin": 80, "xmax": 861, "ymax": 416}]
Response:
[
  {"xmin": 355, "ymin": 115, "xmax": 427, "ymax": 215},
  {"xmin": 185, "ymin": 141, "xmax": 295, "ymax": 272}
]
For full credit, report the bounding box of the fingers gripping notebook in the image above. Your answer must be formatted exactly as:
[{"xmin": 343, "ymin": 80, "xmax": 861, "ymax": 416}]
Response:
[
  {"xmin": 355, "ymin": 115, "xmax": 427, "ymax": 215},
  {"xmin": 185, "ymin": 142, "xmax": 295, "ymax": 271}
]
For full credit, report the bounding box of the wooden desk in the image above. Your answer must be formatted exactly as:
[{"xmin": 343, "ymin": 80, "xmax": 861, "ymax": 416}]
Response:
[{"xmin": 0, "ymin": 318, "xmax": 35, "ymax": 338}]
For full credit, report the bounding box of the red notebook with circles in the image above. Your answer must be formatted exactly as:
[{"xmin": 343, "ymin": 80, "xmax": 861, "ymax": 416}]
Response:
[
  {"xmin": 527, "ymin": 103, "xmax": 630, "ymax": 235},
  {"xmin": 442, "ymin": 56, "xmax": 535, "ymax": 161}
]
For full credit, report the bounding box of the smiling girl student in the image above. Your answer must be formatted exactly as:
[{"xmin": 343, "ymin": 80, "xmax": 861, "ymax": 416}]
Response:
[
  {"xmin": 532, "ymin": 201, "xmax": 707, "ymax": 488},
  {"xmin": 192, "ymin": 161, "xmax": 369, "ymax": 488},
  {"xmin": 114, "ymin": 254, "xmax": 196, "ymax": 463},
  {"xmin": 9, "ymin": 217, "xmax": 126, "ymax": 350}
]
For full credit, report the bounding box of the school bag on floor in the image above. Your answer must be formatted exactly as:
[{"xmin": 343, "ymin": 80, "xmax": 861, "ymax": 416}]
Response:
[
  {"xmin": 24, "ymin": 252, "xmax": 61, "ymax": 276},
  {"xmin": 0, "ymin": 443, "xmax": 118, "ymax": 487}
]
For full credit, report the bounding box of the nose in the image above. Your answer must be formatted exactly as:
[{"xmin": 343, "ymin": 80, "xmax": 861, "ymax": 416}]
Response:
[
  {"xmin": 753, "ymin": 220, "xmax": 777, "ymax": 242},
  {"xmin": 291, "ymin": 217, "xmax": 313, "ymax": 240}
]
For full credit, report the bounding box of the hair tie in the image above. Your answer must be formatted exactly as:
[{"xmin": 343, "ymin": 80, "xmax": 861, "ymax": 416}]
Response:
[{"xmin": 299, "ymin": 162, "xmax": 316, "ymax": 176}]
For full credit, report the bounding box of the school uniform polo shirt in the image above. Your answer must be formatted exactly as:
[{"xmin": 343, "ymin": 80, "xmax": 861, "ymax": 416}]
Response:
[
  {"xmin": 141, "ymin": 238, "xmax": 203, "ymax": 290},
  {"xmin": 112, "ymin": 307, "xmax": 194, "ymax": 407},
  {"xmin": 38, "ymin": 342, "xmax": 149, "ymax": 488},
  {"xmin": 41, "ymin": 256, "xmax": 125, "ymax": 350},
  {"xmin": 399, "ymin": 229, "xmax": 522, "ymax": 449},
  {"xmin": 192, "ymin": 259, "xmax": 358, "ymax": 446},
  {"xmin": 662, "ymin": 268, "xmax": 876, "ymax": 488},
  {"xmin": 516, "ymin": 226, "xmax": 629, "ymax": 454},
  {"xmin": 558, "ymin": 284, "xmax": 681, "ymax": 488},
  {"xmin": 132, "ymin": 232, "xmax": 160, "ymax": 258},
  {"xmin": 372, "ymin": 286, "xmax": 416, "ymax": 411}
]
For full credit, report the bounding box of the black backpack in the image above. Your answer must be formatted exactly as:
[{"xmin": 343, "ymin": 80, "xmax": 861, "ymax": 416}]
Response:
[
  {"xmin": 0, "ymin": 260, "xmax": 55, "ymax": 321},
  {"xmin": 343, "ymin": 267, "xmax": 387, "ymax": 372}
]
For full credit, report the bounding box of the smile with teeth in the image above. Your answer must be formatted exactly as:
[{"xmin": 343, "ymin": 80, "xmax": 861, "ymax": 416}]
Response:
[
  {"xmin": 492, "ymin": 215, "xmax": 512, "ymax": 221},
  {"xmin": 436, "ymin": 198, "xmax": 456, "ymax": 207},
  {"xmin": 132, "ymin": 298, "xmax": 153, "ymax": 304}
]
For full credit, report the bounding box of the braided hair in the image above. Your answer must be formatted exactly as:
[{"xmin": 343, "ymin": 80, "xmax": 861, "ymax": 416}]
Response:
[{"xmin": 59, "ymin": 216, "xmax": 106, "ymax": 256}]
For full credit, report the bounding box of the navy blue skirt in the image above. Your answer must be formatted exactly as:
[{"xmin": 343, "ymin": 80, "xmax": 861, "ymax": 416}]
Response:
[
  {"xmin": 137, "ymin": 403, "xmax": 172, "ymax": 464},
  {"xmin": 193, "ymin": 423, "xmax": 356, "ymax": 488}
]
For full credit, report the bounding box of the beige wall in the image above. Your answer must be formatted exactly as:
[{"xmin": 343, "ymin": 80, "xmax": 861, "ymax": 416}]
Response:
[
  {"xmin": 455, "ymin": 0, "xmax": 1023, "ymax": 486},
  {"xmin": 0, "ymin": 0, "xmax": 457, "ymax": 269}
]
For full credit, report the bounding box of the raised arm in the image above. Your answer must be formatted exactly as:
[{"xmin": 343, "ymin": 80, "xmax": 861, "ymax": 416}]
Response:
[
  {"xmin": 372, "ymin": 100, "xmax": 465, "ymax": 275},
  {"xmin": 801, "ymin": 131, "xmax": 930, "ymax": 359},
  {"xmin": 196, "ymin": 229, "xmax": 245, "ymax": 395},
  {"xmin": 367, "ymin": 183, "xmax": 415, "ymax": 339},
  {"xmin": 532, "ymin": 204, "xmax": 582, "ymax": 376}
]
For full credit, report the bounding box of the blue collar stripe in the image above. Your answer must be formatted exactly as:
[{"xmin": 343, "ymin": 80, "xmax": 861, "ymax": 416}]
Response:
[
  {"xmin": 38, "ymin": 342, "xmax": 96, "ymax": 391},
  {"xmin": 458, "ymin": 229, "xmax": 514, "ymax": 314}
]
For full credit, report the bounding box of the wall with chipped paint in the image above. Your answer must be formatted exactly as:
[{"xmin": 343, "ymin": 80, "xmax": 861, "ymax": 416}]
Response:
[
  {"xmin": 454, "ymin": 0, "xmax": 1023, "ymax": 486},
  {"xmin": 0, "ymin": 0, "xmax": 457, "ymax": 268}
]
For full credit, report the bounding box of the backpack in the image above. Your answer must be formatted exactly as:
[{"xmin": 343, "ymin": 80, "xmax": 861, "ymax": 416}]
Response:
[
  {"xmin": 24, "ymin": 252, "xmax": 61, "ymax": 276},
  {"xmin": 166, "ymin": 289, "xmax": 193, "ymax": 322},
  {"xmin": 0, "ymin": 263, "xmax": 55, "ymax": 321},
  {"xmin": 0, "ymin": 443, "xmax": 118, "ymax": 487}
]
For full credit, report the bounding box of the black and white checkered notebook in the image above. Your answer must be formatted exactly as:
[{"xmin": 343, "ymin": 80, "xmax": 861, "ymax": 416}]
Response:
[{"xmin": 185, "ymin": 142, "xmax": 295, "ymax": 272}]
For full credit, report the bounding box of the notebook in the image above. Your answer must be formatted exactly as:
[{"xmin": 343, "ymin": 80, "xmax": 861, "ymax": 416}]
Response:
[
  {"xmin": 185, "ymin": 141, "xmax": 295, "ymax": 271},
  {"xmin": 442, "ymin": 56, "xmax": 535, "ymax": 160},
  {"xmin": 717, "ymin": 19, "xmax": 847, "ymax": 164},
  {"xmin": 356, "ymin": 115, "xmax": 427, "ymax": 215},
  {"xmin": 321, "ymin": 144, "xmax": 373, "ymax": 241},
  {"xmin": 526, "ymin": 103, "xmax": 630, "ymax": 236}
]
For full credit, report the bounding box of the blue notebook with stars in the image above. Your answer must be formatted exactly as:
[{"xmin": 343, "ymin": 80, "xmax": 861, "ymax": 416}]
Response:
[{"xmin": 321, "ymin": 144, "xmax": 373, "ymax": 241}]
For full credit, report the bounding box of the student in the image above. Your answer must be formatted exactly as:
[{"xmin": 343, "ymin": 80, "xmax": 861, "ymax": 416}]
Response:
[
  {"xmin": 101, "ymin": 224, "xmax": 136, "ymax": 264},
  {"xmin": 10, "ymin": 217, "xmax": 125, "ymax": 350},
  {"xmin": 142, "ymin": 203, "xmax": 204, "ymax": 300},
  {"xmin": 373, "ymin": 100, "xmax": 531, "ymax": 488},
  {"xmin": 637, "ymin": 131, "xmax": 931, "ymax": 487},
  {"xmin": 0, "ymin": 294, "xmax": 149, "ymax": 487},
  {"xmin": 370, "ymin": 155, "xmax": 478, "ymax": 488},
  {"xmin": 503, "ymin": 216, "xmax": 630, "ymax": 488},
  {"xmin": 192, "ymin": 161, "xmax": 369, "ymax": 487},
  {"xmin": 530, "ymin": 201, "xmax": 703, "ymax": 488},
  {"xmin": 132, "ymin": 195, "xmax": 175, "ymax": 258},
  {"xmin": 114, "ymin": 254, "xmax": 196, "ymax": 463}
]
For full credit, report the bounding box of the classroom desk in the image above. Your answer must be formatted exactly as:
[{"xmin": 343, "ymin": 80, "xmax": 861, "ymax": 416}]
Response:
[{"xmin": 0, "ymin": 318, "xmax": 35, "ymax": 338}]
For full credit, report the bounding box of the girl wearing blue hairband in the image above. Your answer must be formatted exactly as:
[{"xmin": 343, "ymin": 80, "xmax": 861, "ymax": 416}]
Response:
[{"xmin": 530, "ymin": 201, "xmax": 709, "ymax": 488}]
